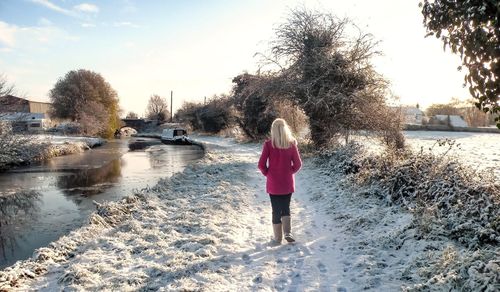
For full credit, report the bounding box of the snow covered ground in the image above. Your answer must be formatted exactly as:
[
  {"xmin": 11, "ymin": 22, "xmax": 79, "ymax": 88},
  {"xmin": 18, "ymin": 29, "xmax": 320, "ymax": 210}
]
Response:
[
  {"xmin": 35, "ymin": 135, "xmax": 105, "ymax": 148},
  {"xmin": 404, "ymin": 131, "xmax": 500, "ymax": 178},
  {"xmin": 356, "ymin": 131, "xmax": 500, "ymax": 179},
  {"xmin": 0, "ymin": 134, "xmax": 497, "ymax": 291},
  {"xmin": 0, "ymin": 134, "xmax": 104, "ymax": 171}
]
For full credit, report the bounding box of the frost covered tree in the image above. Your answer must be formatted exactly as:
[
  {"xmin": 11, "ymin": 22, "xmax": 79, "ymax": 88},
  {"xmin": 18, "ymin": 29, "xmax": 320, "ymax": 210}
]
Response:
[
  {"xmin": 0, "ymin": 74, "xmax": 14, "ymax": 97},
  {"xmin": 0, "ymin": 76, "xmax": 38, "ymax": 170},
  {"xmin": 175, "ymin": 96, "xmax": 235, "ymax": 133},
  {"xmin": 421, "ymin": 0, "xmax": 500, "ymax": 128},
  {"xmin": 231, "ymin": 73, "xmax": 307, "ymax": 139},
  {"xmin": 125, "ymin": 111, "xmax": 139, "ymax": 119},
  {"xmin": 146, "ymin": 94, "xmax": 170, "ymax": 124},
  {"xmin": 49, "ymin": 69, "xmax": 121, "ymax": 137},
  {"xmin": 263, "ymin": 8, "xmax": 400, "ymax": 147},
  {"xmin": 231, "ymin": 73, "xmax": 280, "ymax": 139}
]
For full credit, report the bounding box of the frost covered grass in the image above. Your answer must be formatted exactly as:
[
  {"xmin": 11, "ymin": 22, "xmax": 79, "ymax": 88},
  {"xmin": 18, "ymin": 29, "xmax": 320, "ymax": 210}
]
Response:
[
  {"xmin": 316, "ymin": 142, "xmax": 499, "ymax": 291},
  {"xmin": 0, "ymin": 146, "xmax": 261, "ymax": 291},
  {"xmin": 1, "ymin": 134, "xmax": 498, "ymax": 291},
  {"xmin": 0, "ymin": 134, "xmax": 104, "ymax": 171}
]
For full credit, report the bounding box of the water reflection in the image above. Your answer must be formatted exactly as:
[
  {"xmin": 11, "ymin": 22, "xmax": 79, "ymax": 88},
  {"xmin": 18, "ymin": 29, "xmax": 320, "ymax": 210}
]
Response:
[
  {"xmin": 0, "ymin": 140, "xmax": 204, "ymax": 268},
  {"xmin": 0, "ymin": 190, "xmax": 41, "ymax": 262},
  {"xmin": 57, "ymin": 159, "xmax": 122, "ymax": 197}
]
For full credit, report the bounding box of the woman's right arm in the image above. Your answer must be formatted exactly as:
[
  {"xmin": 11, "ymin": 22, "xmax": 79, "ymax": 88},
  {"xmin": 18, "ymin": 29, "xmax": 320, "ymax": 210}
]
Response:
[{"xmin": 258, "ymin": 142, "xmax": 269, "ymax": 176}]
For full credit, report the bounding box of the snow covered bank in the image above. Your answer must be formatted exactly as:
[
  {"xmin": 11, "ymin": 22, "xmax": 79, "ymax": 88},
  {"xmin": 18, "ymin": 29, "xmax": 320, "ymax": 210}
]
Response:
[
  {"xmin": 316, "ymin": 142, "xmax": 499, "ymax": 290},
  {"xmin": 0, "ymin": 140, "xmax": 262, "ymax": 290},
  {"xmin": 0, "ymin": 135, "xmax": 105, "ymax": 171},
  {"xmin": 1, "ymin": 136, "xmax": 497, "ymax": 291}
]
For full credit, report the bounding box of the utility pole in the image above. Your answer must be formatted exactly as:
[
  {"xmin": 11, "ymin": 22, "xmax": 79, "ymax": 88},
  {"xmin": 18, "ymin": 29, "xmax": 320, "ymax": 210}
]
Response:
[
  {"xmin": 204, "ymin": 96, "xmax": 206, "ymax": 105},
  {"xmin": 170, "ymin": 90, "xmax": 173, "ymax": 122}
]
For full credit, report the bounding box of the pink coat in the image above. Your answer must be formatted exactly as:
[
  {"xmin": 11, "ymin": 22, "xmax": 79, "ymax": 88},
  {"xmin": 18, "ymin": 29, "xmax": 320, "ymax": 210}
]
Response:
[{"xmin": 258, "ymin": 139, "xmax": 302, "ymax": 195}]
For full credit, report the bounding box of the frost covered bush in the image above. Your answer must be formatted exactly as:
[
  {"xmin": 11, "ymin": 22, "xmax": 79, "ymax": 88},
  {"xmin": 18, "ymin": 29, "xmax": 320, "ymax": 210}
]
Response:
[
  {"xmin": 318, "ymin": 141, "xmax": 368, "ymax": 175},
  {"xmin": 317, "ymin": 141, "xmax": 500, "ymax": 290},
  {"xmin": 0, "ymin": 131, "xmax": 45, "ymax": 171},
  {"xmin": 320, "ymin": 141, "xmax": 499, "ymax": 247},
  {"xmin": 360, "ymin": 144, "xmax": 499, "ymax": 248},
  {"xmin": 0, "ymin": 128, "xmax": 90, "ymax": 171}
]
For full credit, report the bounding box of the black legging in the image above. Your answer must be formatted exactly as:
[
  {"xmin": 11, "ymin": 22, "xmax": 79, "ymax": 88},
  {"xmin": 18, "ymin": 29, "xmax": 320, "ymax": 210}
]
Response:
[{"xmin": 269, "ymin": 194, "xmax": 292, "ymax": 224}]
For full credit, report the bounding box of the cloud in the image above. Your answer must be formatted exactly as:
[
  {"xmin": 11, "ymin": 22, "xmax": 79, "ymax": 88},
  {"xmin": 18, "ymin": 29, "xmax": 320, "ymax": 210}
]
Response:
[
  {"xmin": 30, "ymin": 0, "xmax": 99, "ymax": 17},
  {"xmin": 74, "ymin": 3, "xmax": 99, "ymax": 13},
  {"xmin": 30, "ymin": 0, "xmax": 75, "ymax": 16},
  {"xmin": 81, "ymin": 23, "xmax": 96, "ymax": 28},
  {"xmin": 113, "ymin": 21, "xmax": 140, "ymax": 28},
  {"xmin": 0, "ymin": 21, "xmax": 17, "ymax": 47},
  {"xmin": 121, "ymin": 0, "xmax": 137, "ymax": 14},
  {"xmin": 0, "ymin": 20, "xmax": 77, "ymax": 49},
  {"xmin": 38, "ymin": 17, "xmax": 53, "ymax": 26}
]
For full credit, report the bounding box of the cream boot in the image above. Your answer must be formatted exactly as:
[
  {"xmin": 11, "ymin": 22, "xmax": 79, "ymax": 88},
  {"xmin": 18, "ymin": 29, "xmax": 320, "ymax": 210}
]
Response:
[
  {"xmin": 281, "ymin": 216, "xmax": 295, "ymax": 242},
  {"xmin": 272, "ymin": 223, "xmax": 283, "ymax": 244}
]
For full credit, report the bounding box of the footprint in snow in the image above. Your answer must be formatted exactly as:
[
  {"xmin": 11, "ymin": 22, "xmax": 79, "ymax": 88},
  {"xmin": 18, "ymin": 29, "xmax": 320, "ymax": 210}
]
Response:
[
  {"xmin": 242, "ymin": 254, "xmax": 251, "ymax": 263},
  {"xmin": 319, "ymin": 244, "xmax": 327, "ymax": 252},
  {"xmin": 253, "ymin": 274, "xmax": 263, "ymax": 283},
  {"xmin": 273, "ymin": 277, "xmax": 288, "ymax": 291},
  {"xmin": 317, "ymin": 262, "xmax": 327, "ymax": 273}
]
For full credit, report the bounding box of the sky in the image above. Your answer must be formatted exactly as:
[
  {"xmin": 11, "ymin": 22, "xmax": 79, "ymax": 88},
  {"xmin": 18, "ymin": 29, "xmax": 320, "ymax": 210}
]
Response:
[{"xmin": 0, "ymin": 0, "xmax": 469, "ymax": 116}]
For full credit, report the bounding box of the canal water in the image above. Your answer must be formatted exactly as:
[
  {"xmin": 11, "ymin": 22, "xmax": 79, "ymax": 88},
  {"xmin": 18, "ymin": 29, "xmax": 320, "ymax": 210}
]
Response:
[{"xmin": 0, "ymin": 138, "xmax": 204, "ymax": 269}]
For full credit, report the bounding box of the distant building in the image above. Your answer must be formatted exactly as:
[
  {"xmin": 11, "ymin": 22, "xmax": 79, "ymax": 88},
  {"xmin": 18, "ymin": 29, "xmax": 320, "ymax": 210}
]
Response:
[
  {"xmin": 0, "ymin": 95, "xmax": 52, "ymax": 132},
  {"xmin": 401, "ymin": 106, "xmax": 425, "ymax": 125},
  {"xmin": 432, "ymin": 115, "xmax": 469, "ymax": 127},
  {"xmin": 0, "ymin": 95, "xmax": 51, "ymax": 115},
  {"xmin": 0, "ymin": 112, "xmax": 50, "ymax": 132}
]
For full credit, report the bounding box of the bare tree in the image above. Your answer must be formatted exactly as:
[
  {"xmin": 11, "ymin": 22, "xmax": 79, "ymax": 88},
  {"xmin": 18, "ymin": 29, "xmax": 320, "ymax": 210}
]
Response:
[
  {"xmin": 0, "ymin": 74, "xmax": 15, "ymax": 97},
  {"xmin": 76, "ymin": 101, "xmax": 109, "ymax": 136},
  {"xmin": 175, "ymin": 96, "xmax": 235, "ymax": 133},
  {"xmin": 146, "ymin": 94, "xmax": 170, "ymax": 124},
  {"xmin": 463, "ymin": 106, "xmax": 490, "ymax": 127},
  {"xmin": 126, "ymin": 111, "xmax": 139, "ymax": 119},
  {"xmin": 425, "ymin": 98, "xmax": 462, "ymax": 117},
  {"xmin": 260, "ymin": 8, "xmax": 400, "ymax": 147},
  {"xmin": 427, "ymin": 98, "xmax": 491, "ymax": 128}
]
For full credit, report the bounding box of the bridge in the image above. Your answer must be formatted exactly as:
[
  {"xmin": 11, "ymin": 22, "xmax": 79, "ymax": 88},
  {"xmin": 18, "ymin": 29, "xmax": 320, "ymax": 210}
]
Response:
[{"xmin": 121, "ymin": 118, "xmax": 154, "ymax": 132}]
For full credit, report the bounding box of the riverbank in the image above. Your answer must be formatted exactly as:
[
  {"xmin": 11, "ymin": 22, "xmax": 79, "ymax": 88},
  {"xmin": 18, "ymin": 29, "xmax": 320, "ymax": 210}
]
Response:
[
  {"xmin": 0, "ymin": 136, "xmax": 497, "ymax": 291},
  {"xmin": 0, "ymin": 135, "xmax": 105, "ymax": 172}
]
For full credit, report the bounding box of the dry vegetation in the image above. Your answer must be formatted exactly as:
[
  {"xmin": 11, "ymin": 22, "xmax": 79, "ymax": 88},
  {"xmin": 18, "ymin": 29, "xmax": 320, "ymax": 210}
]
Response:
[{"xmin": 317, "ymin": 141, "xmax": 499, "ymax": 290}]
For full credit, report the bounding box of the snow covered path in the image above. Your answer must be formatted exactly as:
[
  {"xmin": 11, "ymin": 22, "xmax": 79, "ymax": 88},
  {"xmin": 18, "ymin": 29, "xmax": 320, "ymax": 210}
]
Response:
[{"xmin": 1, "ymin": 136, "xmax": 412, "ymax": 291}]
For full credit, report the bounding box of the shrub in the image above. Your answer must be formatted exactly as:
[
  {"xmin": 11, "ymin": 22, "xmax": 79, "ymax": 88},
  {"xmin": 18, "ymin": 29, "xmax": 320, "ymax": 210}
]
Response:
[
  {"xmin": 175, "ymin": 95, "xmax": 236, "ymax": 133},
  {"xmin": 317, "ymin": 141, "xmax": 499, "ymax": 290}
]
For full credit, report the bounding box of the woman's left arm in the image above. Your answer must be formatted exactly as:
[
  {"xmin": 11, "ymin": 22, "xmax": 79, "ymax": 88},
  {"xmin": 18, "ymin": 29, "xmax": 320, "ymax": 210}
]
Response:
[{"xmin": 291, "ymin": 143, "xmax": 302, "ymax": 173}]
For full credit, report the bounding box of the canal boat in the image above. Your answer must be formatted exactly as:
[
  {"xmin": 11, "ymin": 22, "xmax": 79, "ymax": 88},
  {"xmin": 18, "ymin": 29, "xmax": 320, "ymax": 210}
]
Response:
[{"xmin": 160, "ymin": 128, "xmax": 194, "ymax": 145}]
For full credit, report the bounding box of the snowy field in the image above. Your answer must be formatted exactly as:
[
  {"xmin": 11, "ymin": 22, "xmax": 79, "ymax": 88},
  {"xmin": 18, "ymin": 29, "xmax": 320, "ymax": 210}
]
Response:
[
  {"xmin": 357, "ymin": 131, "xmax": 500, "ymax": 179},
  {"xmin": 404, "ymin": 131, "xmax": 500, "ymax": 178},
  {"xmin": 0, "ymin": 134, "xmax": 497, "ymax": 291}
]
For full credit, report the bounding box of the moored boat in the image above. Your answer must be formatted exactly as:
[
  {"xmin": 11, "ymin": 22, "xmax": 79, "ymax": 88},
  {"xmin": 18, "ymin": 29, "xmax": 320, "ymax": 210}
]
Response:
[{"xmin": 160, "ymin": 128, "xmax": 193, "ymax": 145}]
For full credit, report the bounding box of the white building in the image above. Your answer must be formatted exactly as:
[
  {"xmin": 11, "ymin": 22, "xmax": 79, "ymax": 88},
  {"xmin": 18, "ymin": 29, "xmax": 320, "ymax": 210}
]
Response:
[
  {"xmin": 402, "ymin": 106, "xmax": 425, "ymax": 125},
  {"xmin": 0, "ymin": 112, "xmax": 50, "ymax": 132},
  {"xmin": 433, "ymin": 115, "xmax": 468, "ymax": 127}
]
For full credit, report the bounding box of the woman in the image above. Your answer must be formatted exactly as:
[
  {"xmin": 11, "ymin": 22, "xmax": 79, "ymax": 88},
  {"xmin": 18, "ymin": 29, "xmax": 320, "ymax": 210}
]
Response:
[{"xmin": 258, "ymin": 118, "xmax": 302, "ymax": 244}]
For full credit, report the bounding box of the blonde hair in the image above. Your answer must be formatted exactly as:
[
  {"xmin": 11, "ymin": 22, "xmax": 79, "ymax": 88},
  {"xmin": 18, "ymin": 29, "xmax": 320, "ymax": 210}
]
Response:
[{"xmin": 270, "ymin": 118, "xmax": 296, "ymax": 149}]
